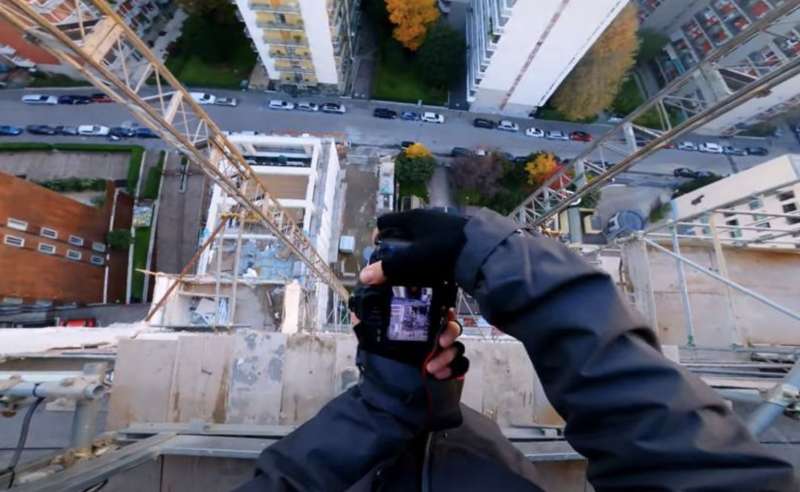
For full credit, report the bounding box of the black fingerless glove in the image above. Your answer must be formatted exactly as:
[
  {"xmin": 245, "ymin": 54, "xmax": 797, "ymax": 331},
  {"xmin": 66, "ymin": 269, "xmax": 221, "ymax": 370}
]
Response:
[{"xmin": 376, "ymin": 209, "xmax": 468, "ymax": 285}]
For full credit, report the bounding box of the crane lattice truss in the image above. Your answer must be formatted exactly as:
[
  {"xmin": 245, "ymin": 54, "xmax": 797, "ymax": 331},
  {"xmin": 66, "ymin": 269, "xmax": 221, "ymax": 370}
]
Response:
[
  {"xmin": 511, "ymin": 0, "xmax": 800, "ymax": 229},
  {"xmin": 0, "ymin": 0, "xmax": 349, "ymax": 308}
]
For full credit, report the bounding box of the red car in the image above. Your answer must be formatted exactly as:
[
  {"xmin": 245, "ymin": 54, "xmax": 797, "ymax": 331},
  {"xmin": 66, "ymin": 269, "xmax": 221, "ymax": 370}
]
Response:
[
  {"xmin": 60, "ymin": 318, "xmax": 97, "ymax": 328},
  {"xmin": 91, "ymin": 93, "xmax": 113, "ymax": 103},
  {"xmin": 569, "ymin": 131, "xmax": 592, "ymax": 142}
]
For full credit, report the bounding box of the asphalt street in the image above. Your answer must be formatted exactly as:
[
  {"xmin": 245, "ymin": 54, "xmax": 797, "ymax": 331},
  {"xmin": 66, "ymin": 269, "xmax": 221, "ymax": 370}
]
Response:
[{"xmin": 1, "ymin": 87, "xmax": 798, "ymax": 179}]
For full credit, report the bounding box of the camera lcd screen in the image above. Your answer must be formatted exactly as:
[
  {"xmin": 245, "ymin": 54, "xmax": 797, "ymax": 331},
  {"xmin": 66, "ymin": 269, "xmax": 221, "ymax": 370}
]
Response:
[{"xmin": 387, "ymin": 287, "xmax": 431, "ymax": 341}]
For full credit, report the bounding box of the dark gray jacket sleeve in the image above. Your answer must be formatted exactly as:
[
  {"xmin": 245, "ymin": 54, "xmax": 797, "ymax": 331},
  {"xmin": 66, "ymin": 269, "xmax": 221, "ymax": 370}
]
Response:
[
  {"xmin": 236, "ymin": 351, "xmax": 429, "ymax": 491},
  {"xmin": 456, "ymin": 209, "xmax": 797, "ymax": 492}
]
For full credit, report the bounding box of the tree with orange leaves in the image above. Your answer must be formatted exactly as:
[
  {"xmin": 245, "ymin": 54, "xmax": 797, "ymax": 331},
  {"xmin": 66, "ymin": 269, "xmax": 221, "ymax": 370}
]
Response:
[{"xmin": 385, "ymin": 0, "xmax": 440, "ymax": 51}]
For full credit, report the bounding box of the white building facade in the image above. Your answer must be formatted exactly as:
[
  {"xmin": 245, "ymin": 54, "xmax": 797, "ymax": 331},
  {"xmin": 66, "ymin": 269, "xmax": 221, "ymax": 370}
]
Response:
[
  {"xmin": 234, "ymin": 0, "xmax": 358, "ymax": 92},
  {"xmin": 466, "ymin": 0, "xmax": 629, "ymax": 116}
]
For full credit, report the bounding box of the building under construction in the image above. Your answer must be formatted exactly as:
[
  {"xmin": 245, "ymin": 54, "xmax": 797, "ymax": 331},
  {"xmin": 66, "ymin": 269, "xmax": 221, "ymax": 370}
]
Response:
[{"xmin": 1, "ymin": 0, "xmax": 800, "ymax": 490}]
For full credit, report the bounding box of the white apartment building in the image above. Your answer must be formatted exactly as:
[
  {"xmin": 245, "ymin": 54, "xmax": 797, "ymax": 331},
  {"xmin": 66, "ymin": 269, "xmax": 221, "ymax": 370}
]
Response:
[
  {"xmin": 674, "ymin": 153, "xmax": 800, "ymax": 249},
  {"xmin": 234, "ymin": 0, "xmax": 358, "ymax": 92},
  {"xmin": 466, "ymin": 0, "xmax": 629, "ymax": 116}
]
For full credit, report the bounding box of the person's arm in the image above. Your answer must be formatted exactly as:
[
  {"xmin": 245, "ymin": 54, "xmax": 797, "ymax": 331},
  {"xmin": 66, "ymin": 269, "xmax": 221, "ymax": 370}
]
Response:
[
  {"xmin": 236, "ymin": 312, "xmax": 465, "ymax": 492},
  {"xmin": 455, "ymin": 209, "xmax": 797, "ymax": 491}
]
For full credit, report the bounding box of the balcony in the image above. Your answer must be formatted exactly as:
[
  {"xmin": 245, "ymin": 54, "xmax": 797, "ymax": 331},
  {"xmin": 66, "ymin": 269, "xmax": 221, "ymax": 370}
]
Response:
[
  {"xmin": 269, "ymin": 49, "xmax": 311, "ymax": 60},
  {"xmin": 249, "ymin": 0, "xmax": 300, "ymax": 13},
  {"xmin": 257, "ymin": 19, "xmax": 305, "ymax": 30},
  {"xmin": 264, "ymin": 34, "xmax": 308, "ymax": 46}
]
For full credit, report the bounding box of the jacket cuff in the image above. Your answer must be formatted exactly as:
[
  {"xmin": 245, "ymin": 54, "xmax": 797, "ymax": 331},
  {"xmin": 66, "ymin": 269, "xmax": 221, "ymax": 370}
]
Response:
[
  {"xmin": 455, "ymin": 208, "xmax": 522, "ymax": 293},
  {"xmin": 356, "ymin": 349, "xmax": 428, "ymax": 425}
]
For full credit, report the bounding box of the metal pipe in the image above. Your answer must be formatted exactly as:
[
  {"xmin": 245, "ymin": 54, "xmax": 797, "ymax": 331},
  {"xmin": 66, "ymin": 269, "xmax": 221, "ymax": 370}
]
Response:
[
  {"xmin": 746, "ymin": 362, "xmax": 800, "ymax": 436},
  {"xmin": 643, "ymin": 237, "xmax": 800, "ymax": 322},
  {"xmin": 670, "ymin": 206, "xmax": 695, "ymax": 346},
  {"xmin": 70, "ymin": 363, "xmax": 108, "ymax": 451},
  {"xmin": 1, "ymin": 379, "xmax": 105, "ymax": 400}
]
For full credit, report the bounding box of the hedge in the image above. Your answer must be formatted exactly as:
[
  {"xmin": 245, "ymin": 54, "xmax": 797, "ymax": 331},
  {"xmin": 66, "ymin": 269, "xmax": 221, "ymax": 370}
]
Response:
[
  {"xmin": 140, "ymin": 151, "xmax": 165, "ymax": 200},
  {"xmin": 0, "ymin": 142, "xmax": 145, "ymax": 195}
]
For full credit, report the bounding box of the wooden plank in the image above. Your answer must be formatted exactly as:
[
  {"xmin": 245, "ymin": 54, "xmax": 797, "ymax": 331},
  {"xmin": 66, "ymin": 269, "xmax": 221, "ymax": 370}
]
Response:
[
  {"xmin": 107, "ymin": 338, "xmax": 178, "ymax": 430},
  {"xmin": 168, "ymin": 335, "xmax": 234, "ymax": 423},
  {"xmin": 226, "ymin": 330, "xmax": 285, "ymax": 425},
  {"xmin": 279, "ymin": 334, "xmax": 336, "ymax": 425}
]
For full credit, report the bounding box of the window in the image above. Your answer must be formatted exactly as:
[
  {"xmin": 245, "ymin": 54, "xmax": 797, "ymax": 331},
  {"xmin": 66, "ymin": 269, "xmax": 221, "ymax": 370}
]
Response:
[
  {"xmin": 6, "ymin": 218, "xmax": 28, "ymax": 231},
  {"xmin": 68, "ymin": 235, "xmax": 84, "ymax": 247},
  {"xmin": 748, "ymin": 198, "xmax": 763, "ymax": 210},
  {"xmin": 778, "ymin": 190, "xmax": 796, "ymax": 202},
  {"xmin": 66, "ymin": 249, "xmax": 82, "ymax": 261},
  {"xmin": 38, "ymin": 242, "xmax": 56, "ymax": 254},
  {"xmin": 727, "ymin": 219, "xmax": 742, "ymax": 239},
  {"xmin": 755, "ymin": 214, "xmax": 771, "ymax": 229},
  {"xmin": 90, "ymin": 255, "xmax": 105, "ymax": 266},
  {"xmin": 4, "ymin": 235, "xmax": 24, "ymax": 247},
  {"xmin": 40, "ymin": 227, "xmax": 58, "ymax": 239},
  {"xmin": 91, "ymin": 242, "xmax": 107, "ymax": 253},
  {"xmin": 783, "ymin": 203, "xmax": 798, "ymax": 213}
]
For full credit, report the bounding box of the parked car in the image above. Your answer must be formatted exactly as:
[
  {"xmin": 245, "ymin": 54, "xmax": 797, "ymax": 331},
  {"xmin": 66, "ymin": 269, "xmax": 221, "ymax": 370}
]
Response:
[
  {"xmin": 746, "ymin": 146, "xmax": 769, "ymax": 156},
  {"xmin": 320, "ymin": 102, "xmax": 346, "ymax": 114},
  {"xmin": 91, "ymin": 93, "xmax": 113, "ymax": 103},
  {"xmin": 677, "ymin": 141, "xmax": 698, "ymax": 151},
  {"xmin": 525, "ymin": 127, "xmax": 545, "ymax": 138},
  {"xmin": 421, "ymin": 111, "xmax": 445, "ymax": 124},
  {"xmin": 55, "ymin": 125, "xmax": 79, "ymax": 136},
  {"xmin": 268, "ymin": 99, "xmax": 295, "ymax": 110},
  {"xmin": 607, "ymin": 115, "xmax": 624, "ymax": 123},
  {"xmin": 135, "ymin": 127, "xmax": 159, "ymax": 139},
  {"xmin": 60, "ymin": 318, "xmax": 96, "ymax": 328},
  {"xmin": 400, "ymin": 140, "xmax": 416, "ymax": 150},
  {"xmin": 215, "ymin": 97, "xmax": 238, "ymax": 107},
  {"xmin": 110, "ymin": 126, "xmax": 136, "ymax": 138},
  {"xmin": 190, "ymin": 92, "xmax": 216, "ymax": 105},
  {"xmin": 78, "ymin": 125, "xmax": 110, "ymax": 136},
  {"xmin": 723, "ymin": 146, "xmax": 746, "ymax": 156},
  {"xmin": 496, "ymin": 120, "xmax": 519, "ymax": 132},
  {"xmin": 451, "ymin": 147, "xmax": 474, "ymax": 157},
  {"xmin": 493, "ymin": 151, "xmax": 514, "ymax": 162},
  {"xmin": 569, "ymin": 131, "xmax": 592, "ymax": 142},
  {"xmin": 0, "ymin": 125, "xmax": 23, "ymax": 136},
  {"xmin": 21, "ymin": 94, "xmax": 58, "ymax": 105},
  {"xmin": 673, "ymin": 167, "xmax": 698, "ymax": 179},
  {"xmin": 513, "ymin": 155, "xmax": 531, "ymax": 164},
  {"xmin": 699, "ymin": 142, "xmax": 723, "ymax": 154},
  {"xmin": 58, "ymin": 94, "xmax": 91, "ymax": 105},
  {"xmin": 26, "ymin": 124, "xmax": 58, "ymax": 135},
  {"xmin": 400, "ymin": 111, "xmax": 420, "ymax": 121},
  {"xmin": 545, "ymin": 130, "xmax": 569, "ymax": 141},
  {"xmin": 373, "ymin": 108, "xmax": 398, "ymax": 119},
  {"xmin": 473, "ymin": 118, "xmax": 496, "ymax": 129},
  {"xmin": 296, "ymin": 102, "xmax": 319, "ymax": 112}
]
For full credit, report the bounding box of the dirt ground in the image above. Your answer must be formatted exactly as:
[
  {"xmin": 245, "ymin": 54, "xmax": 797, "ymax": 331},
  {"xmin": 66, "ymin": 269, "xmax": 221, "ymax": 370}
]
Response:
[
  {"xmin": 339, "ymin": 162, "xmax": 379, "ymax": 279},
  {"xmin": 0, "ymin": 151, "xmax": 131, "ymax": 181}
]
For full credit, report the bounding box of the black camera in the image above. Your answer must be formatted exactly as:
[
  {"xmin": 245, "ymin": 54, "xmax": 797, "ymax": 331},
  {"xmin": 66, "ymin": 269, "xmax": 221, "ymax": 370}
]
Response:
[{"xmin": 348, "ymin": 238, "xmax": 458, "ymax": 363}]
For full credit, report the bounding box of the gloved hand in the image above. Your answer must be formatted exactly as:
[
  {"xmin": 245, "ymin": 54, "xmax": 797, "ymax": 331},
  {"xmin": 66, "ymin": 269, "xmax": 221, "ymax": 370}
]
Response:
[{"xmin": 360, "ymin": 209, "xmax": 468, "ymax": 286}]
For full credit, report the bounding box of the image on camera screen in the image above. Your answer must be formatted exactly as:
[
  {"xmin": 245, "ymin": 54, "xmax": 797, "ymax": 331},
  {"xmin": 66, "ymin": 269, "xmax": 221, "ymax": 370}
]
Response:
[{"xmin": 387, "ymin": 287, "xmax": 431, "ymax": 342}]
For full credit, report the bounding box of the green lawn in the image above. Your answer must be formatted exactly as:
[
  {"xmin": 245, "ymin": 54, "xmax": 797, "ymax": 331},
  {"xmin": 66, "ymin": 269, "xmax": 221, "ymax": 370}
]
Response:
[
  {"xmin": 131, "ymin": 226, "xmax": 151, "ymax": 302},
  {"xmin": 27, "ymin": 73, "xmax": 86, "ymax": 88},
  {"xmin": 535, "ymin": 106, "xmax": 598, "ymax": 124},
  {"xmin": 165, "ymin": 13, "xmax": 257, "ymax": 89},
  {"xmin": 140, "ymin": 152, "xmax": 164, "ymax": 200},
  {"xmin": 373, "ymin": 39, "xmax": 447, "ymax": 105}
]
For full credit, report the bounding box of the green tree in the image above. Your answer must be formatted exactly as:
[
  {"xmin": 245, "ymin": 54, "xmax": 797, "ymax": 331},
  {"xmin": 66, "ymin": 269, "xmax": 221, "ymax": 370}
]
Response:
[
  {"xmin": 550, "ymin": 4, "xmax": 639, "ymax": 120},
  {"xmin": 416, "ymin": 23, "xmax": 466, "ymax": 88},
  {"xmin": 396, "ymin": 152, "xmax": 436, "ymax": 197},
  {"xmin": 637, "ymin": 29, "xmax": 669, "ymax": 64},
  {"xmin": 107, "ymin": 230, "xmax": 132, "ymax": 250},
  {"xmin": 174, "ymin": 0, "xmax": 234, "ymax": 21}
]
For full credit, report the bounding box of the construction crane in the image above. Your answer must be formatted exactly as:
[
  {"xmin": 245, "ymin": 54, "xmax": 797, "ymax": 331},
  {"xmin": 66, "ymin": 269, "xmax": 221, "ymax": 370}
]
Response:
[
  {"xmin": 0, "ymin": 0, "xmax": 350, "ymax": 327},
  {"xmin": 510, "ymin": 0, "xmax": 800, "ymax": 230}
]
